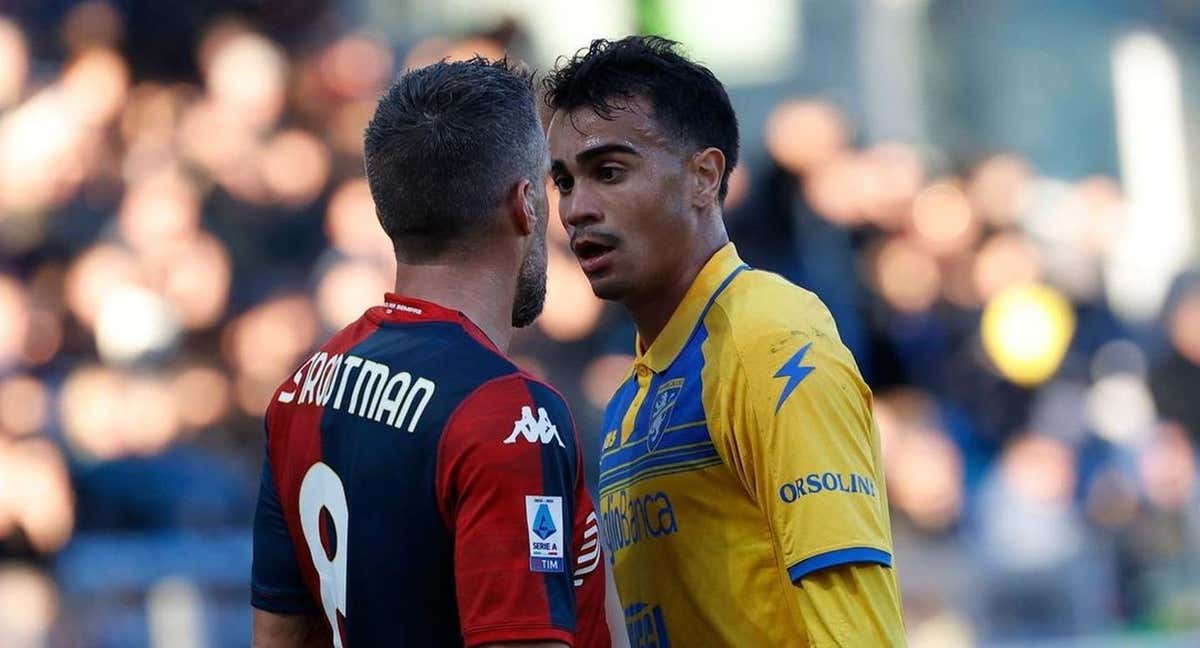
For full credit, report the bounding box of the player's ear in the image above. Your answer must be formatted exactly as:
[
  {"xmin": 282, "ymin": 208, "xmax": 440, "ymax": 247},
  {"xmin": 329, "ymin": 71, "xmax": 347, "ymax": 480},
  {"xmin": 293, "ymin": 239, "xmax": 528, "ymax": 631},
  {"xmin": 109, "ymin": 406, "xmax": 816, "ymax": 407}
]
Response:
[
  {"xmin": 690, "ymin": 147, "xmax": 726, "ymax": 209},
  {"xmin": 509, "ymin": 177, "xmax": 535, "ymax": 237}
]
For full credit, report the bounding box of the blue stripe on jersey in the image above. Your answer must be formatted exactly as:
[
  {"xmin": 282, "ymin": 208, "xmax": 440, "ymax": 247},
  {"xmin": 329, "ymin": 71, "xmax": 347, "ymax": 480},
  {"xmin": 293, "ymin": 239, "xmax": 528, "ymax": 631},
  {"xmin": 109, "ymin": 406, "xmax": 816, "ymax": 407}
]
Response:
[
  {"xmin": 524, "ymin": 380, "xmax": 579, "ymax": 632},
  {"xmin": 786, "ymin": 546, "xmax": 893, "ymax": 582},
  {"xmin": 318, "ymin": 321, "xmax": 517, "ymax": 647},
  {"xmin": 597, "ymin": 265, "xmax": 748, "ymax": 494}
]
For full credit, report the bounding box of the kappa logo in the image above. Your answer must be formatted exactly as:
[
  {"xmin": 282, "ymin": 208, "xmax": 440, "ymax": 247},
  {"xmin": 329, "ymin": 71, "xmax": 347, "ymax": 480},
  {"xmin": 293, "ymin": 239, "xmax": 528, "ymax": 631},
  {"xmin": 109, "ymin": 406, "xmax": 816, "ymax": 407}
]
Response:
[{"xmin": 505, "ymin": 406, "xmax": 565, "ymax": 448}]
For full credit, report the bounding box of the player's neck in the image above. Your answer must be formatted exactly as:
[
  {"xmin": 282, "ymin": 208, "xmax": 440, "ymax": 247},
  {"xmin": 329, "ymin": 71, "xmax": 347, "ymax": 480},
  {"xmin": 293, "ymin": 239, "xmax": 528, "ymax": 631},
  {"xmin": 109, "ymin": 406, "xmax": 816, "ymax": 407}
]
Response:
[
  {"xmin": 629, "ymin": 228, "xmax": 729, "ymax": 351},
  {"xmin": 392, "ymin": 261, "xmax": 515, "ymax": 352}
]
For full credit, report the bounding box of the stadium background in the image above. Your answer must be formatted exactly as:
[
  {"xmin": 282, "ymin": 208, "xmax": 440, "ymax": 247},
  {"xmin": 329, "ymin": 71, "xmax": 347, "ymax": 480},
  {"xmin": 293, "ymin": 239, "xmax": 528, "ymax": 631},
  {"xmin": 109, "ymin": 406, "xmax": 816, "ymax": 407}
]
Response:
[{"xmin": 0, "ymin": 0, "xmax": 1198, "ymax": 646}]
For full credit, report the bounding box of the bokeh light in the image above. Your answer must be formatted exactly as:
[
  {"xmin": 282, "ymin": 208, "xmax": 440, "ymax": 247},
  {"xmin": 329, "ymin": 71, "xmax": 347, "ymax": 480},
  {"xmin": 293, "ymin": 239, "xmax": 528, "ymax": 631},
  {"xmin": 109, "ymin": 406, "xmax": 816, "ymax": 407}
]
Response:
[
  {"xmin": 0, "ymin": 17, "xmax": 29, "ymax": 108},
  {"xmin": 443, "ymin": 38, "xmax": 506, "ymax": 64},
  {"xmin": 1089, "ymin": 339, "xmax": 1148, "ymax": 382},
  {"xmin": 910, "ymin": 182, "xmax": 980, "ymax": 257},
  {"xmin": 0, "ymin": 89, "xmax": 85, "ymax": 212},
  {"xmin": 177, "ymin": 97, "xmax": 257, "ymax": 177},
  {"xmin": 972, "ymin": 232, "xmax": 1041, "ymax": 301},
  {"xmin": 0, "ymin": 375, "xmax": 49, "ymax": 437},
  {"xmin": 805, "ymin": 153, "xmax": 868, "ymax": 225},
  {"xmin": 872, "ymin": 237, "xmax": 942, "ymax": 314},
  {"xmin": 223, "ymin": 295, "xmax": 319, "ymax": 382},
  {"xmin": 121, "ymin": 378, "xmax": 183, "ymax": 455},
  {"xmin": 0, "ymin": 565, "xmax": 58, "ymax": 645},
  {"xmin": 967, "ymin": 153, "xmax": 1032, "ymax": 227},
  {"xmin": 887, "ymin": 425, "xmax": 964, "ymax": 532},
  {"xmin": 537, "ymin": 246, "xmax": 604, "ymax": 342},
  {"xmin": 60, "ymin": 1, "xmax": 123, "ymax": 54},
  {"xmin": 1167, "ymin": 283, "xmax": 1200, "ymax": 365},
  {"xmin": 403, "ymin": 37, "xmax": 455, "ymax": 70},
  {"xmin": 118, "ymin": 167, "xmax": 201, "ymax": 254},
  {"xmin": 316, "ymin": 259, "xmax": 392, "ymax": 330},
  {"xmin": 202, "ymin": 28, "xmax": 287, "ymax": 129},
  {"xmin": 171, "ymin": 365, "xmax": 233, "ymax": 430},
  {"xmin": 318, "ymin": 33, "xmax": 394, "ymax": 100},
  {"xmin": 95, "ymin": 284, "xmax": 181, "ymax": 364},
  {"xmin": 65, "ymin": 244, "xmax": 142, "ymax": 329},
  {"xmin": 981, "ymin": 283, "xmax": 1075, "ymax": 387},
  {"xmin": 582, "ymin": 354, "xmax": 635, "ymax": 410},
  {"xmin": 874, "ymin": 389, "xmax": 964, "ymax": 532},
  {"xmin": 0, "ymin": 275, "xmax": 29, "ymax": 369},
  {"xmin": 1085, "ymin": 373, "xmax": 1156, "ymax": 445},
  {"xmin": 151, "ymin": 232, "xmax": 233, "ymax": 330},
  {"xmin": 60, "ymin": 366, "xmax": 183, "ymax": 460},
  {"xmin": 261, "ymin": 129, "xmax": 331, "ymax": 208},
  {"xmin": 0, "ymin": 438, "xmax": 75, "ymax": 552},
  {"xmin": 326, "ymin": 179, "xmax": 394, "ymax": 262},
  {"xmin": 60, "ymin": 366, "xmax": 125, "ymax": 459},
  {"xmin": 1000, "ymin": 433, "xmax": 1076, "ymax": 506},
  {"xmin": 328, "ymin": 99, "xmax": 376, "ymax": 156},
  {"xmin": 21, "ymin": 307, "xmax": 63, "ymax": 367},
  {"xmin": 1138, "ymin": 423, "xmax": 1196, "ymax": 511},
  {"xmin": 724, "ymin": 165, "xmax": 751, "ymax": 211},
  {"xmin": 860, "ymin": 142, "xmax": 925, "ymax": 228},
  {"xmin": 765, "ymin": 100, "xmax": 849, "ymax": 176},
  {"xmin": 60, "ymin": 47, "xmax": 130, "ymax": 125}
]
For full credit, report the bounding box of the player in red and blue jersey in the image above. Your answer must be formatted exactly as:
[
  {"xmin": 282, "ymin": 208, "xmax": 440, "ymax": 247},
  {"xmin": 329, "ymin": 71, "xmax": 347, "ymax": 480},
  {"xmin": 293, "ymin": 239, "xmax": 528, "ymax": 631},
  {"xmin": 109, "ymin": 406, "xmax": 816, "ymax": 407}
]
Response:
[{"xmin": 250, "ymin": 58, "xmax": 610, "ymax": 648}]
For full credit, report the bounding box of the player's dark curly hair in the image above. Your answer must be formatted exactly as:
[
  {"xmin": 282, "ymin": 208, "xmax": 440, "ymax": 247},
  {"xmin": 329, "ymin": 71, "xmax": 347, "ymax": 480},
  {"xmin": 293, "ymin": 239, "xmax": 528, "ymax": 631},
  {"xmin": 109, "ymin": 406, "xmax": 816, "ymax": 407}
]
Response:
[
  {"xmin": 543, "ymin": 36, "xmax": 739, "ymax": 203},
  {"xmin": 364, "ymin": 57, "xmax": 544, "ymax": 261}
]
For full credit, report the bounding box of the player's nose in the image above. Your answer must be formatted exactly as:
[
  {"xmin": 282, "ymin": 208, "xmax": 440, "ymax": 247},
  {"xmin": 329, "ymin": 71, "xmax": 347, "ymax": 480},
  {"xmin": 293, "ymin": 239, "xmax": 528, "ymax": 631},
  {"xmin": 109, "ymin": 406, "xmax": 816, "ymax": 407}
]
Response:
[{"xmin": 560, "ymin": 184, "xmax": 603, "ymax": 230}]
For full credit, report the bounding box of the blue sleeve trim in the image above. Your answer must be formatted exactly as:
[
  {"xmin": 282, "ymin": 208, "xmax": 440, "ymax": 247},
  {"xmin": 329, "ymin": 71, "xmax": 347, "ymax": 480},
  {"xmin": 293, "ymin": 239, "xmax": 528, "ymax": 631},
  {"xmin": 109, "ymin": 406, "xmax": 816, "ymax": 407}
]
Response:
[{"xmin": 787, "ymin": 546, "xmax": 893, "ymax": 583}]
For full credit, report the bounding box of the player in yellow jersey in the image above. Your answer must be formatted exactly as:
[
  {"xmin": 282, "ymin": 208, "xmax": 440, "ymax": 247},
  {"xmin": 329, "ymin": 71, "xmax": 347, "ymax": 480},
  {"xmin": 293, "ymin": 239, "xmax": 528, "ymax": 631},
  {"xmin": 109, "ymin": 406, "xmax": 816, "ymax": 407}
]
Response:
[{"xmin": 544, "ymin": 36, "xmax": 906, "ymax": 646}]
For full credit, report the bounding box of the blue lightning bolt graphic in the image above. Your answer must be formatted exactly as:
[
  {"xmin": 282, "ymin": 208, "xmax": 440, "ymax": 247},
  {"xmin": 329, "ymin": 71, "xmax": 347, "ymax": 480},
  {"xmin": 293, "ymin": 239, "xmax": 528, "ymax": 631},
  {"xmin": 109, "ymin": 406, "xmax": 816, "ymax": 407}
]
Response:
[{"xmin": 773, "ymin": 342, "xmax": 815, "ymax": 413}]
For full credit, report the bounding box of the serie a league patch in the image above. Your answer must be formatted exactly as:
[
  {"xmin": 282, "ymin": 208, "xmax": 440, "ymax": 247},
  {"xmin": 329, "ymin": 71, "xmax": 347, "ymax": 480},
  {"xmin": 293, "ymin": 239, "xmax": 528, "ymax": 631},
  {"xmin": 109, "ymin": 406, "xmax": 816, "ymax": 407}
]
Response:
[{"xmin": 525, "ymin": 495, "xmax": 565, "ymax": 573}]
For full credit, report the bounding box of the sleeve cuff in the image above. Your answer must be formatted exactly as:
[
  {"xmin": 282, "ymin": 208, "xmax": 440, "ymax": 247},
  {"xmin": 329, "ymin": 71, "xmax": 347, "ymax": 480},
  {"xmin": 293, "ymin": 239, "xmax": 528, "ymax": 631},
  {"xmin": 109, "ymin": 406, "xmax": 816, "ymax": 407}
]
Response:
[
  {"xmin": 251, "ymin": 585, "xmax": 319, "ymax": 614},
  {"xmin": 464, "ymin": 624, "xmax": 573, "ymax": 647},
  {"xmin": 787, "ymin": 546, "xmax": 893, "ymax": 583}
]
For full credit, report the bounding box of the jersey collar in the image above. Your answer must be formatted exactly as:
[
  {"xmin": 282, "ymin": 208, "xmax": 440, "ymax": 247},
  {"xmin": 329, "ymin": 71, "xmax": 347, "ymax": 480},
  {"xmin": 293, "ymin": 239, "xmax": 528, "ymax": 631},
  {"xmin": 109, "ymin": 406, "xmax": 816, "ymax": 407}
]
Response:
[
  {"xmin": 369, "ymin": 292, "xmax": 502, "ymax": 354},
  {"xmin": 635, "ymin": 242, "xmax": 745, "ymax": 374}
]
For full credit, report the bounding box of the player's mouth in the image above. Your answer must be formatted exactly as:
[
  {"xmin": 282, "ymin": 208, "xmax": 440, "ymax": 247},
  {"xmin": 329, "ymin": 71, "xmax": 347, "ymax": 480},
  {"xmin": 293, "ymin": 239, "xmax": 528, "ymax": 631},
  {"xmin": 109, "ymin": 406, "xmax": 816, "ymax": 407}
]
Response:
[{"xmin": 571, "ymin": 235, "xmax": 619, "ymax": 276}]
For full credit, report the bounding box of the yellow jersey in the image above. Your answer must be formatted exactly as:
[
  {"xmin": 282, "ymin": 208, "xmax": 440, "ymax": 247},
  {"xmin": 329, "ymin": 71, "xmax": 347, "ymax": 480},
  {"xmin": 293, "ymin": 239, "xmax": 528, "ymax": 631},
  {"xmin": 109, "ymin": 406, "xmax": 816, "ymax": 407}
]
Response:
[{"xmin": 598, "ymin": 243, "xmax": 906, "ymax": 647}]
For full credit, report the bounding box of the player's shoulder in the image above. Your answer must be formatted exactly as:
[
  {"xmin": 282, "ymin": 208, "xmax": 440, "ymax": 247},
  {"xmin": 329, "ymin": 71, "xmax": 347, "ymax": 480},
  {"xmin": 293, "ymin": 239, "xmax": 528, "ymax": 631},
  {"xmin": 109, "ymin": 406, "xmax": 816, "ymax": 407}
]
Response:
[
  {"xmin": 454, "ymin": 372, "xmax": 575, "ymax": 430},
  {"xmin": 708, "ymin": 268, "xmax": 843, "ymax": 359}
]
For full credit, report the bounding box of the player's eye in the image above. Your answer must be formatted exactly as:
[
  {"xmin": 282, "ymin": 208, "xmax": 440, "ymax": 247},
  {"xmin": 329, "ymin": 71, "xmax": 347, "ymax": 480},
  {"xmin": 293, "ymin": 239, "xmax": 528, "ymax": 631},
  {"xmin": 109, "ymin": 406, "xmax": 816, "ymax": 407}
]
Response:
[
  {"xmin": 552, "ymin": 174, "xmax": 574, "ymax": 193},
  {"xmin": 597, "ymin": 165, "xmax": 623, "ymax": 183}
]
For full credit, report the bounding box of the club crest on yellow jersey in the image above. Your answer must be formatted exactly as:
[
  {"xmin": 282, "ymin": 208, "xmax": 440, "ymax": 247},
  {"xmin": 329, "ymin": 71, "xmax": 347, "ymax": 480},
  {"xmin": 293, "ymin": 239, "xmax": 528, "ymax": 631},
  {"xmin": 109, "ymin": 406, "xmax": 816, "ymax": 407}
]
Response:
[{"xmin": 646, "ymin": 378, "xmax": 684, "ymax": 452}]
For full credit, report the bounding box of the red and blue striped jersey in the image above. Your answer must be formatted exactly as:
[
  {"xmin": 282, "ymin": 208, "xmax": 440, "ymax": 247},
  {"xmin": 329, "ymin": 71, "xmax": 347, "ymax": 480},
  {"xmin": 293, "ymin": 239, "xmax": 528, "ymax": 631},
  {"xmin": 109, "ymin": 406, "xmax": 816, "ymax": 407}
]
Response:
[{"xmin": 251, "ymin": 293, "xmax": 609, "ymax": 647}]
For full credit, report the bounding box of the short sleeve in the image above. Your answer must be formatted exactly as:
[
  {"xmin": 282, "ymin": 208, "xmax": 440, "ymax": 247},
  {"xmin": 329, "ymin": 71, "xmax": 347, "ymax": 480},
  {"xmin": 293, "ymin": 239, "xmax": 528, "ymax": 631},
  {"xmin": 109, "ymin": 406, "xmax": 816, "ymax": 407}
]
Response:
[
  {"xmin": 436, "ymin": 375, "xmax": 580, "ymax": 648},
  {"xmin": 727, "ymin": 326, "xmax": 894, "ymax": 583},
  {"xmin": 251, "ymin": 433, "xmax": 317, "ymax": 613}
]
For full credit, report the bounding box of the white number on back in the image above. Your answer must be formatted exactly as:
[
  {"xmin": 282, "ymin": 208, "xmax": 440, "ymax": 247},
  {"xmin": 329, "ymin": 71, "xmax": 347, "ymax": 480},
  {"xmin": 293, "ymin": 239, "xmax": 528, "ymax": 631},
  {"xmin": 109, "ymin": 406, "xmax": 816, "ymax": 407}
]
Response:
[{"xmin": 299, "ymin": 461, "xmax": 348, "ymax": 647}]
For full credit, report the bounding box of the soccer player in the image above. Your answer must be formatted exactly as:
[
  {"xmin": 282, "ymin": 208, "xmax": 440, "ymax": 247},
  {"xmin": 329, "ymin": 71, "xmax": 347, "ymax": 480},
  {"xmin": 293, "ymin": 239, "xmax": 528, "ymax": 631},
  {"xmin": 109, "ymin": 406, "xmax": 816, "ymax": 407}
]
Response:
[
  {"xmin": 251, "ymin": 58, "xmax": 609, "ymax": 648},
  {"xmin": 544, "ymin": 37, "xmax": 906, "ymax": 646}
]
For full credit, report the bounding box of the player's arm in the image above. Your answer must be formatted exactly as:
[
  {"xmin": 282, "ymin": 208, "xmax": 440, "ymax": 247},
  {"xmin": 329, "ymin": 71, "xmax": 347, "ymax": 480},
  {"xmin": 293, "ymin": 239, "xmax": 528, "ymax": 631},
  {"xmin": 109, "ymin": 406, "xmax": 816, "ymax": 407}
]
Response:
[
  {"xmin": 251, "ymin": 420, "xmax": 325, "ymax": 646},
  {"xmin": 727, "ymin": 325, "xmax": 906, "ymax": 645},
  {"xmin": 436, "ymin": 375, "xmax": 587, "ymax": 648},
  {"xmin": 251, "ymin": 609, "xmax": 330, "ymax": 648}
]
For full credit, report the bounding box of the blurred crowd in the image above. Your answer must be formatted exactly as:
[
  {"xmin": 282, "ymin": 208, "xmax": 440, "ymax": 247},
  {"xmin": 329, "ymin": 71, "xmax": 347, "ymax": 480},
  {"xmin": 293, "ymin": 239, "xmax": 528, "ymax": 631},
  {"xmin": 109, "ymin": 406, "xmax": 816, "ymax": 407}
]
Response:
[{"xmin": 0, "ymin": 2, "xmax": 1198, "ymax": 647}]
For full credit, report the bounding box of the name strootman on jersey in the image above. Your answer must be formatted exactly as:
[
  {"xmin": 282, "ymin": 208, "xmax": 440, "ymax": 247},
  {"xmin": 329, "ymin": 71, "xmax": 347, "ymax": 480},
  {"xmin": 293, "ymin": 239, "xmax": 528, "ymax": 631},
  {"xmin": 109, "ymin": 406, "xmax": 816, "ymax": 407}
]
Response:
[{"xmin": 278, "ymin": 351, "xmax": 437, "ymax": 433}]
